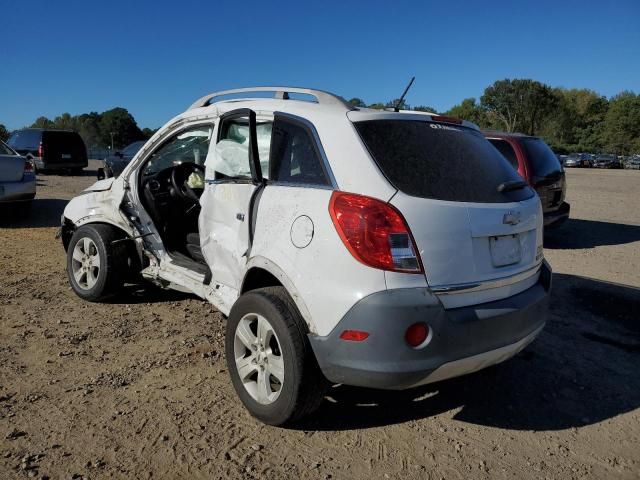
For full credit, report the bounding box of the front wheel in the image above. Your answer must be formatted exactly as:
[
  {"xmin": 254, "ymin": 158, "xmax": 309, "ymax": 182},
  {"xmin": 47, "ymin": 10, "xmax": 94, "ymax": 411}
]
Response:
[
  {"xmin": 225, "ymin": 287, "xmax": 327, "ymax": 426},
  {"xmin": 66, "ymin": 224, "xmax": 127, "ymax": 301}
]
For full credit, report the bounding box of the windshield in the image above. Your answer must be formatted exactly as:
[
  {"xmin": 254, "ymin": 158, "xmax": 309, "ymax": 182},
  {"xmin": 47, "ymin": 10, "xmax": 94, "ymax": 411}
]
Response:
[
  {"xmin": 520, "ymin": 138, "xmax": 562, "ymax": 178},
  {"xmin": 354, "ymin": 120, "xmax": 534, "ymax": 203},
  {"xmin": 596, "ymin": 154, "xmax": 616, "ymax": 161}
]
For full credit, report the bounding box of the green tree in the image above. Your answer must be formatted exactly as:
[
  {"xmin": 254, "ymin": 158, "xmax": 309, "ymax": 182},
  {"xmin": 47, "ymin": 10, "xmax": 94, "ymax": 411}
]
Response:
[
  {"xmin": 99, "ymin": 108, "xmax": 144, "ymax": 149},
  {"xmin": 445, "ymin": 98, "xmax": 489, "ymax": 127},
  {"xmin": 31, "ymin": 116, "xmax": 54, "ymax": 129},
  {"xmin": 141, "ymin": 127, "xmax": 158, "ymax": 139},
  {"xmin": 347, "ymin": 97, "xmax": 366, "ymax": 108},
  {"xmin": 413, "ymin": 105, "xmax": 438, "ymax": 113},
  {"xmin": 602, "ymin": 91, "xmax": 640, "ymax": 155},
  {"xmin": 76, "ymin": 112, "xmax": 102, "ymax": 148},
  {"xmin": 481, "ymin": 79, "xmax": 556, "ymax": 135},
  {"xmin": 0, "ymin": 124, "xmax": 9, "ymax": 142},
  {"xmin": 367, "ymin": 102, "xmax": 386, "ymax": 110}
]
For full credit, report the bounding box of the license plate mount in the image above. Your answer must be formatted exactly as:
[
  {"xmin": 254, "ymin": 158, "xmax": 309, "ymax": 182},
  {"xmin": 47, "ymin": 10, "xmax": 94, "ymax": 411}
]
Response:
[{"xmin": 490, "ymin": 234, "xmax": 522, "ymax": 267}]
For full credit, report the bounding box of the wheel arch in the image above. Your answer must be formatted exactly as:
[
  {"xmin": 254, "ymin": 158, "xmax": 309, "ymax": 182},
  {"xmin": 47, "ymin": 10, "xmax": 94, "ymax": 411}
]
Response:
[{"xmin": 242, "ymin": 257, "xmax": 316, "ymax": 334}]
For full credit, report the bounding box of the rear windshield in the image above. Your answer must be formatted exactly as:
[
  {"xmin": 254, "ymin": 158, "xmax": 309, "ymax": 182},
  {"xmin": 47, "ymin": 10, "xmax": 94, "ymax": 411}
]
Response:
[
  {"xmin": 520, "ymin": 138, "xmax": 562, "ymax": 178},
  {"xmin": 354, "ymin": 120, "xmax": 533, "ymax": 203},
  {"xmin": 43, "ymin": 131, "xmax": 85, "ymax": 148},
  {"xmin": 0, "ymin": 141, "xmax": 16, "ymax": 155},
  {"xmin": 7, "ymin": 129, "xmax": 41, "ymax": 150}
]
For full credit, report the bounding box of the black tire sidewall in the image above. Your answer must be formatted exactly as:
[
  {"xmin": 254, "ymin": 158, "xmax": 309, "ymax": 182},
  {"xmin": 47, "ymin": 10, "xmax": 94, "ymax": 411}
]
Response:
[
  {"xmin": 67, "ymin": 225, "xmax": 119, "ymax": 301},
  {"xmin": 225, "ymin": 290, "xmax": 306, "ymax": 425}
]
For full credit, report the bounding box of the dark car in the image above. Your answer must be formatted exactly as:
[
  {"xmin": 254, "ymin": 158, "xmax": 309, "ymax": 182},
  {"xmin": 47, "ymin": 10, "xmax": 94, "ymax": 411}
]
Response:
[
  {"xmin": 7, "ymin": 128, "xmax": 88, "ymax": 174},
  {"xmin": 99, "ymin": 140, "xmax": 146, "ymax": 179},
  {"xmin": 484, "ymin": 131, "xmax": 570, "ymax": 228},
  {"xmin": 593, "ymin": 154, "xmax": 622, "ymax": 169}
]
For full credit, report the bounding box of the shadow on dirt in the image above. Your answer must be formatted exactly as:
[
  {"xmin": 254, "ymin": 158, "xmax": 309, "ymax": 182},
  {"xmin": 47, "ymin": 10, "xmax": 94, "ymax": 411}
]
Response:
[
  {"xmin": 298, "ymin": 273, "xmax": 640, "ymax": 432},
  {"xmin": 105, "ymin": 284, "xmax": 197, "ymax": 305},
  {"xmin": 0, "ymin": 198, "xmax": 68, "ymax": 228},
  {"xmin": 545, "ymin": 218, "xmax": 640, "ymax": 249}
]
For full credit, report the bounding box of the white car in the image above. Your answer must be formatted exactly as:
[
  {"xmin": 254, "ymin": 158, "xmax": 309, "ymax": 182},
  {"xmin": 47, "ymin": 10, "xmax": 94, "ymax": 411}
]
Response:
[{"xmin": 60, "ymin": 87, "xmax": 551, "ymax": 425}]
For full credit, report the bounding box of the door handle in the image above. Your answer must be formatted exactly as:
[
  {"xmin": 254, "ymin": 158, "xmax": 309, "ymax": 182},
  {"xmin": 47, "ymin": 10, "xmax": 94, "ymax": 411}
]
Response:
[{"xmin": 236, "ymin": 213, "xmax": 245, "ymax": 221}]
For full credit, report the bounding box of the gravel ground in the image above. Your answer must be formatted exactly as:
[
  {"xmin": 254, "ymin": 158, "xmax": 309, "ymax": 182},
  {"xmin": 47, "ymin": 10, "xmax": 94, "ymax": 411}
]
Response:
[{"xmin": 1, "ymin": 162, "xmax": 639, "ymax": 479}]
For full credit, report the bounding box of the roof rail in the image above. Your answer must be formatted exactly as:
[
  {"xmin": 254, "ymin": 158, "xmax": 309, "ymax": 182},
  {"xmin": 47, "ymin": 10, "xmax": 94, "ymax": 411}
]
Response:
[{"xmin": 188, "ymin": 86, "xmax": 354, "ymax": 111}]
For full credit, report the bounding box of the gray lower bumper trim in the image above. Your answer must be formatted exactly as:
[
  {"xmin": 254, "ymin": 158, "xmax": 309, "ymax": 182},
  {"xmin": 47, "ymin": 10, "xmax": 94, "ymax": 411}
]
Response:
[{"xmin": 309, "ymin": 261, "xmax": 551, "ymax": 390}]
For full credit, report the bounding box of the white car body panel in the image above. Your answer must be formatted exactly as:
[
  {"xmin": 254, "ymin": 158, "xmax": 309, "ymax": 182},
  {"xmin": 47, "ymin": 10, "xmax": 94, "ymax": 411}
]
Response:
[{"xmin": 62, "ymin": 89, "xmax": 545, "ymax": 339}]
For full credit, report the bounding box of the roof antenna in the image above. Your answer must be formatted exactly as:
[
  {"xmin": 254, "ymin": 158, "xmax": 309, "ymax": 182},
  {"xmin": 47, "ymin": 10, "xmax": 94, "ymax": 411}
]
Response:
[{"xmin": 394, "ymin": 76, "xmax": 415, "ymax": 112}]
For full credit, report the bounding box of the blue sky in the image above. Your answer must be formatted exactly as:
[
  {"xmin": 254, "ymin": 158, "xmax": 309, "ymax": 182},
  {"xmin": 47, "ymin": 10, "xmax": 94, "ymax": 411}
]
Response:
[{"xmin": 2, "ymin": 0, "xmax": 639, "ymax": 130}]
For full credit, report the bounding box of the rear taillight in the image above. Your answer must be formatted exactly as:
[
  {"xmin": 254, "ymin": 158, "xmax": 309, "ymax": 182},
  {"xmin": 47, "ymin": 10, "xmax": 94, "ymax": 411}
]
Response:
[
  {"xmin": 329, "ymin": 191, "xmax": 423, "ymax": 274},
  {"xmin": 37, "ymin": 142, "xmax": 43, "ymax": 158},
  {"xmin": 23, "ymin": 159, "xmax": 34, "ymax": 173}
]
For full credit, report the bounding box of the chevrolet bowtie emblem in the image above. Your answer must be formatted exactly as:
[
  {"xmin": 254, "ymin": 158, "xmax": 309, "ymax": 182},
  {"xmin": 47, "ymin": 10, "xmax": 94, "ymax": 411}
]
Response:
[{"xmin": 503, "ymin": 211, "xmax": 521, "ymax": 226}]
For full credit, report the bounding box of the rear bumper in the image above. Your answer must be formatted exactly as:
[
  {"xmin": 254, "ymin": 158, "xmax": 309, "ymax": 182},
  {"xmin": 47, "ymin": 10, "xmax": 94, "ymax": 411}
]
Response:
[
  {"xmin": 0, "ymin": 176, "xmax": 36, "ymax": 203},
  {"xmin": 35, "ymin": 158, "xmax": 88, "ymax": 170},
  {"xmin": 309, "ymin": 261, "xmax": 551, "ymax": 390},
  {"xmin": 544, "ymin": 201, "xmax": 570, "ymax": 228}
]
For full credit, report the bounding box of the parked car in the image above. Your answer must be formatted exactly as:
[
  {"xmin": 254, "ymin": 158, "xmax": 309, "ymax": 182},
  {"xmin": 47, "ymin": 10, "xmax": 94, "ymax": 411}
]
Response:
[
  {"xmin": 484, "ymin": 131, "xmax": 570, "ymax": 228},
  {"xmin": 0, "ymin": 140, "xmax": 36, "ymax": 213},
  {"xmin": 564, "ymin": 153, "xmax": 591, "ymax": 167},
  {"xmin": 60, "ymin": 87, "xmax": 551, "ymax": 425},
  {"xmin": 557, "ymin": 154, "xmax": 568, "ymax": 166},
  {"xmin": 7, "ymin": 128, "xmax": 88, "ymax": 174},
  {"xmin": 593, "ymin": 154, "xmax": 622, "ymax": 169},
  {"xmin": 99, "ymin": 141, "xmax": 146, "ymax": 179},
  {"xmin": 624, "ymin": 155, "xmax": 640, "ymax": 169}
]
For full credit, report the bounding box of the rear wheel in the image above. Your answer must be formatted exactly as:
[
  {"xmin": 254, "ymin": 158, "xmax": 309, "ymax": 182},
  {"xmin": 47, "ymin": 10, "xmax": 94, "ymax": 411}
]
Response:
[
  {"xmin": 225, "ymin": 287, "xmax": 327, "ymax": 426},
  {"xmin": 66, "ymin": 224, "xmax": 127, "ymax": 301}
]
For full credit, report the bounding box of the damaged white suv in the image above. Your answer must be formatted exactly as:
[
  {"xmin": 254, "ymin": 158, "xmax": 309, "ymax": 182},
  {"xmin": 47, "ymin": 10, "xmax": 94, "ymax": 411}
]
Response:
[{"xmin": 61, "ymin": 87, "xmax": 551, "ymax": 425}]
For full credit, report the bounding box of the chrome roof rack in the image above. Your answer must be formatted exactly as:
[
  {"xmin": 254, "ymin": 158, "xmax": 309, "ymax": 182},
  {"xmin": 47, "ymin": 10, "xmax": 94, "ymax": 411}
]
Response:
[{"xmin": 188, "ymin": 86, "xmax": 354, "ymax": 111}]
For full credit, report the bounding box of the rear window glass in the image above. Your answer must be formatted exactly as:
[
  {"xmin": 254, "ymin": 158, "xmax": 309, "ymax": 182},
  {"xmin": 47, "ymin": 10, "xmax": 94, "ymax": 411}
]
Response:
[
  {"xmin": 0, "ymin": 141, "xmax": 16, "ymax": 155},
  {"xmin": 354, "ymin": 120, "xmax": 533, "ymax": 203},
  {"xmin": 7, "ymin": 130, "xmax": 41, "ymax": 150},
  {"xmin": 520, "ymin": 138, "xmax": 562, "ymax": 178},
  {"xmin": 488, "ymin": 139, "xmax": 519, "ymax": 169},
  {"xmin": 43, "ymin": 131, "xmax": 85, "ymax": 148}
]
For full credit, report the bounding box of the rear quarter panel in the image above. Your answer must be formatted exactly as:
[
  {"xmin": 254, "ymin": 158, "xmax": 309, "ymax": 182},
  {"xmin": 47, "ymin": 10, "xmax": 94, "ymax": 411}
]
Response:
[{"xmin": 250, "ymin": 185, "xmax": 387, "ymax": 336}]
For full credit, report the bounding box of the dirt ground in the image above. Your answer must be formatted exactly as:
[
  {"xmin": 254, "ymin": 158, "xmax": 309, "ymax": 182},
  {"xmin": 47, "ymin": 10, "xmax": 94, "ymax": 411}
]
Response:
[{"xmin": 1, "ymin": 162, "xmax": 639, "ymax": 480}]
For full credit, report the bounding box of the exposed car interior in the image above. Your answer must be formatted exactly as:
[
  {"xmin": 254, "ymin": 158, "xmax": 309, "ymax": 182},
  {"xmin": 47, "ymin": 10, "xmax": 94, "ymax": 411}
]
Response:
[{"xmin": 138, "ymin": 126, "xmax": 211, "ymax": 270}]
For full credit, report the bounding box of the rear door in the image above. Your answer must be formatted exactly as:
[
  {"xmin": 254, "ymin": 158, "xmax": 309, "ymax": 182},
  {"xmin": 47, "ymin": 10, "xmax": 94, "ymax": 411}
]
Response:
[
  {"xmin": 43, "ymin": 131, "xmax": 87, "ymax": 166},
  {"xmin": 199, "ymin": 109, "xmax": 267, "ymax": 290},
  {"xmin": 354, "ymin": 119, "xmax": 543, "ymax": 289}
]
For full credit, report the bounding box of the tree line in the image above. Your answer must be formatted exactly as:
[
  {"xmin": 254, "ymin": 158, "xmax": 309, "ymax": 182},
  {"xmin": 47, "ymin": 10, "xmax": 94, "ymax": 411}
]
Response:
[
  {"xmin": 0, "ymin": 108, "xmax": 156, "ymax": 151},
  {"xmin": 1, "ymin": 79, "xmax": 639, "ymax": 155},
  {"xmin": 350, "ymin": 79, "xmax": 640, "ymax": 155}
]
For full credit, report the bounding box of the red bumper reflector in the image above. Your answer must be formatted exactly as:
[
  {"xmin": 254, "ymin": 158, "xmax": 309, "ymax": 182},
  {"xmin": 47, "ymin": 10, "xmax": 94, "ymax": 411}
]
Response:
[
  {"xmin": 340, "ymin": 330, "xmax": 370, "ymax": 342},
  {"xmin": 405, "ymin": 323, "xmax": 429, "ymax": 347}
]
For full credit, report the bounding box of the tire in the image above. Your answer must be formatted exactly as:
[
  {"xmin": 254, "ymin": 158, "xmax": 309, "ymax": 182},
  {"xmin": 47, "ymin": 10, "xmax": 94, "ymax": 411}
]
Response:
[
  {"xmin": 66, "ymin": 224, "xmax": 127, "ymax": 302},
  {"xmin": 225, "ymin": 287, "xmax": 327, "ymax": 426}
]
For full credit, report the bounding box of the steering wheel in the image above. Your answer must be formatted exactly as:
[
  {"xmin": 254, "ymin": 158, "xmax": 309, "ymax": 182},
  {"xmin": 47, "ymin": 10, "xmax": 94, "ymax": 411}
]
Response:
[{"xmin": 170, "ymin": 162, "xmax": 205, "ymax": 203}]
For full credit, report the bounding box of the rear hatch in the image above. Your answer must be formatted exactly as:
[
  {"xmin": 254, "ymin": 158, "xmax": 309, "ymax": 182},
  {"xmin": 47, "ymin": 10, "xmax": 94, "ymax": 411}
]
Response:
[
  {"xmin": 43, "ymin": 131, "xmax": 88, "ymax": 166},
  {"xmin": 0, "ymin": 143, "xmax": 25, "ymax": 182},
  {"xmin": 353, "ymin": 118, "xmax": 543, "ymax": 289},
  {"xmin": 519, "ymin": 137, "xmax": 565, "ymax": 213}
]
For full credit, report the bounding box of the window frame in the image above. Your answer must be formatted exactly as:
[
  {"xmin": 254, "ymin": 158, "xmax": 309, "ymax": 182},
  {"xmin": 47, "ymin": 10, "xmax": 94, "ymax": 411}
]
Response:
[
  {"xmin": 211, "ymin": 108, "xmax": 263, "ymax": 185},
  {"xmin": 267, "ymin": 112, "xmax": 337, "ymax": 190}
]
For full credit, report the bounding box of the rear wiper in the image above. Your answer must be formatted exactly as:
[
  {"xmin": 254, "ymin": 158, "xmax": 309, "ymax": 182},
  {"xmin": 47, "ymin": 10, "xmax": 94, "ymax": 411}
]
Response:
[{"xmin": 497, "ymin": 180, "xmax": 528, "ymax": 193}]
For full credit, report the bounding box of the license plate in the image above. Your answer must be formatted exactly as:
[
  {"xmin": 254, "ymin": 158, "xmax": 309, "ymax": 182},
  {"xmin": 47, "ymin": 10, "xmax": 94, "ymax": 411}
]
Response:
[
  {"xmin": 61, "ymin": 154, "xmax": 72, "ymax": 159},
  {"xmin": 490, "ymin": 234, "xmax": 521, "ymax": 267}
]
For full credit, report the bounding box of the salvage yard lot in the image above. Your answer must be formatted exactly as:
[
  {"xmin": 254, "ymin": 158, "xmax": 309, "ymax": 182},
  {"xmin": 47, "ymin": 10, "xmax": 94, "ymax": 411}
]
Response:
[{"xmin": 1, "ymin": 163, "xmax": 639, "ymax": 479}]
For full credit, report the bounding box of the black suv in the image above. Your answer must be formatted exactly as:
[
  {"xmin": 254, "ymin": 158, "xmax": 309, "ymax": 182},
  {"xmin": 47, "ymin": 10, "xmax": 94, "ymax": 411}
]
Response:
[{"xmin": 7, "ymin": 129, "xmax": 88, "ymax": 173}]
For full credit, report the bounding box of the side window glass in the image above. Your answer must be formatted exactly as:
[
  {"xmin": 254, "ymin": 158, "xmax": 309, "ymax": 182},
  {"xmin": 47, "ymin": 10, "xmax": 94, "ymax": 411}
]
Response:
[
  {"xmin": 143, "ymin": 126, "xmax": 212, "ymax": 175},
  {"xmin": 489, "ymin": 139, "xmax": 519, "ymax": 170},
  {"xmin": 213, "ymin": 116, "xmax": 272, "ymax": 180},
  {"xmin": 269, "ymin": 118, "xmax": 329, "ymax": 186}
]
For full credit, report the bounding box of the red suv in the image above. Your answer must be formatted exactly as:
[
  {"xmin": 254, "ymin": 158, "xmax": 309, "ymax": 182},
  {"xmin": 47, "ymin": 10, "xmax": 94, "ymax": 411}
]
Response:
[{"xmin": 484, "ymin": 131, "xmax": 570, "ymax": 228}]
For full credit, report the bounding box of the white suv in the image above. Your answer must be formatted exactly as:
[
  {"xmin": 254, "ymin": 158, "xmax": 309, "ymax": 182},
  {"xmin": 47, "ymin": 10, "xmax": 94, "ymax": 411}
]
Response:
[{"xmin": 60, "ymin": 87, "xmax": 551, "ymax": 425}]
